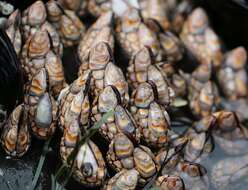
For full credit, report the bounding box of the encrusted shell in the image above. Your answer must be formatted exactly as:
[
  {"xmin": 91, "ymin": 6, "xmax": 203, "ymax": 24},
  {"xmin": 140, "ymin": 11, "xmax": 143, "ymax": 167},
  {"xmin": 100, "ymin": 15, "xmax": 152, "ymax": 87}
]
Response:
[
  {"xmin": 1, "ymin": 104, "xmax": 31, "ymax": 157},
  {"xmin": 213, "ymin": 111, "xmax": 248, "ymax": 155},
  {"xmin": 58, "ymin": 0, "xmax": 87, "ymax": 16},
  {"xmin": 21, "ymin": 1, "xmax": 47, "ymax": 40},
  {"xmin": 87, "ymin": 0, "xmax": 112, "ymax": 17}
]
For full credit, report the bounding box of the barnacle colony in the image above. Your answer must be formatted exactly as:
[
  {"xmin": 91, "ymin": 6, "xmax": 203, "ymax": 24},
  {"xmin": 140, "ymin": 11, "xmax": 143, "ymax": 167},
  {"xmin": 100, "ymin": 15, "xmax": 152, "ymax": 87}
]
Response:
[{"xmin": 0, "ymin": 0, "xmax": 248, "ymax": 189}]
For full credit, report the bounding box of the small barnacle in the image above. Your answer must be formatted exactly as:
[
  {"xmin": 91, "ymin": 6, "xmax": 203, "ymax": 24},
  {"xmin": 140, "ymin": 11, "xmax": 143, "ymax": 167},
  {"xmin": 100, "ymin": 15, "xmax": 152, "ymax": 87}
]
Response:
[
  {"xmin": 155, "ymin": 175, "xmax": 185, "ymax": 190},
  {"xmin": 213, "ymin": 111, "xmax": 248, "ymax": 155}
]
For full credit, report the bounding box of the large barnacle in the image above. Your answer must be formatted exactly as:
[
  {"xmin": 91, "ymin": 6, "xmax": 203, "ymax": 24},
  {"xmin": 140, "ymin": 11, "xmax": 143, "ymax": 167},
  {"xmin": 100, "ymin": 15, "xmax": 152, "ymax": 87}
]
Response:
[
  {"xmin": 46, "ymin": 0, "xmax": 85, "ymax": 47},
  {"xmin": 60, "ymin": 119, "xmax": 106, "ymax": 187},
  {"xmin": 79, "ymin": 41, "xmax": 129, "ymax": 104},
  {"xmin": 25, "ymin": 68, "xmax": 57, "ymax": 139},
  {"xmin": 21, "ymin": 30, "xmax": 66, "ymax": 98},
  {"xmin": 92, "ymin": 85, "xmax": 140, "ymax": 142},
  {"xmin": 180, "ymin": 8, "xmax": 223, "ymax": 67},
  {"xmin": 78, "ymin": 11, "xmax": 114, "ymax": 67},
  {"xmin": 1, "ymin": 104, "xmax": 30, "ymax": 157},
  {"xmin": 127, "ymin": 46, "xmax": 174, "ymax": 105},
  {"xmin": 217, "ymin": 47, "xmax": 248, "ymax": 100},
  {"xmin": 106, "ymin": 133, "xmax": 158, "ymax": 185},
  {"xmin": 131, "ymin": 82, "xmax": 170, "ymax": 148}
]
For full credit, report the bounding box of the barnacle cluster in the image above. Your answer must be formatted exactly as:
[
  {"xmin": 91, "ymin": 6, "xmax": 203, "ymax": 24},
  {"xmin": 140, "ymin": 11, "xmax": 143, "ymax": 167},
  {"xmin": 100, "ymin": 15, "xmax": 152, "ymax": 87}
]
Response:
[{"xmin": 1, "ymin": 0, "xmax": 248, "ymax": 189}]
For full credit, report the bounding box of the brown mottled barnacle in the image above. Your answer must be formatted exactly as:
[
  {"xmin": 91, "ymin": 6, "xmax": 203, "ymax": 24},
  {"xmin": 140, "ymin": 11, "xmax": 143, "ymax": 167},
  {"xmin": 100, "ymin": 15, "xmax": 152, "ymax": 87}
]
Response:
[
  {"xmin": 139, "ymin": 0, "xmax": 171, "ymax": 31},
  {"xmin": 180, "ymin": 8, "xmax": 223, "ymax": 67},
  {"xmin": 177, "ymin": 161, "xmax": 207, "ymax": 178},
  {"xmin": 58, "ymin": 0, "xmax": 87, "ymax": 16},
  {"xmin": 60, "ymin": 120, "xmax": 106, "ymax": 187},
  {"xmin": 1, "ymin": 104, "xmax": 31, "ymax": 157},
  {"xmin": 21, "ymin": 1, "xmax": 63, "ymax": 55},
  {"xmin": 46, "ymin": 0, "xmax": 85, "ymax": 47},
  {"xmin": 40, "ymin": 22, "xmax": 63, "ymax": 56},
  {"xmin": 175, "ymin": 161, "xmax": 209, "ymax": 190},
  {"xmin": 92, "ymin": 85, "xmax": 139, "ymax": 142},
  {"xmin": 25, "ymin": 69, "xmax": 57, "ymax": 139},
  {"xmin": 155, "ymin": 146, "xmax": 181, "ymax": 175},
  {"xmin": 217, "ymin": 47, "xmax": 248, "ymax": 100},
  {"xmin": 127, "ymin": 46, "xmax": 174, "ymax": 105},
  {"xmin": 78, "ymin": 11, "xmax": 114, "ymax": 67},
  {"xmin": 187, "ymin": 64, "xmax": 220, "ymax": 118},
  {"xmin": 176, "ymin": 161, "xmax": 209, "ymax": 190},
  {"xmin": 183, "ymin": 115, "xmax": 216, "ymax": 163},
  {"xmin": 115, "ymin": 8, "xmax": 160, "ymax": 60},
  {"xmin": 104, "ymin": 169, "xmax": 139, "ymax": 190},
  {"xmin": 184, "ymin": 127, "xmax": 214, "ymax": 162},
  {"xmin": 5, "ymin": 10, "xmax": 22, "ymax": 56},
  {"xmin": 21, "ymin": 1, "xmax": 47, "ymax": 40},
  {"xmin": 130, "ymin": 82, "xmax": 170, "ymax": 148},
  {"xmin": 190, "ymin": 81, "xmax": 220, "ymax": 117},
  {"xmin": 212, "ymin": 111, "xmax": 248, "ymax": 155},
  {"xmin": 87, "ymin": 0, "xmax": 112, "ymax": 17},
  {"xmin": 58, "ymin": 71, "xmax": 91, "ymax": 131},
  {"xmin": 194, "ymin": 115, "xmax": 216, "ymax": 133},
  {"xmin": 79, "ymin": 42, "xmax": 129, "ymax": 104},
  {"xmin": 143, "ymin": 18, "xmax": 184, "ymax": 70},
  {"xmin": 106, "ymin": 133, "xmax": 158, "ymax": 185},
  {"xmin": 21, "ymin": 30, "xmax": 66, "ymax": 98},
  {"xmin": 154, "ymin": 175, "xmax": 185, "ymax": 190}
]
